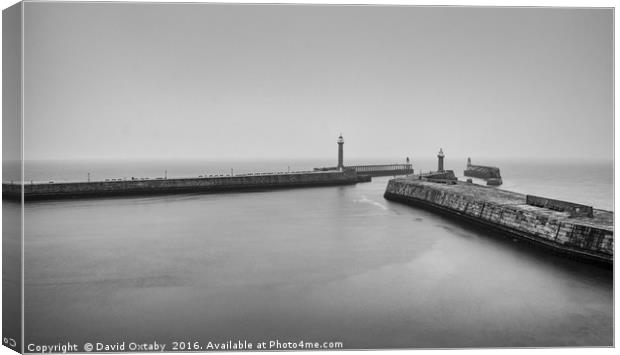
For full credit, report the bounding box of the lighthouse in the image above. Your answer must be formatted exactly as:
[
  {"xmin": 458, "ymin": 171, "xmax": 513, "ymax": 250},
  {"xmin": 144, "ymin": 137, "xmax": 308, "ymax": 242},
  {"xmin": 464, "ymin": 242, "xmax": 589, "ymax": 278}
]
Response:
[
  {"xmin": 437, "ymin": 148, "xmax": 445, "ymax": 172},
  {"xmin": 337, "ymin": 134, "xmax": 344, "ymax": 170}
]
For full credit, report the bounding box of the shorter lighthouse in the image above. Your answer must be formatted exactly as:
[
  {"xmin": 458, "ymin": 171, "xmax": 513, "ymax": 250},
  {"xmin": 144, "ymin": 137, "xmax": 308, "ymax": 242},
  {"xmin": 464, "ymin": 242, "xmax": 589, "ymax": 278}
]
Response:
[
  {"xmin": 437, "ymin": 148, "xmax": 445, "ymax": 172},
  {"xmin": 337, "ymin": 134, "xmax": 344, "ymax": 170}
]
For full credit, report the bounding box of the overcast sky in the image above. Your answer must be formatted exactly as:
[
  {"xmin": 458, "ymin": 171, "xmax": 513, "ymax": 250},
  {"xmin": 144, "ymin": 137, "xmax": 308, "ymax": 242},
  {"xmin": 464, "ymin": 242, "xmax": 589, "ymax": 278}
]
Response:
[{"xmin": 22, "ymin": 3, "xmax": 613, "ymax": 162}]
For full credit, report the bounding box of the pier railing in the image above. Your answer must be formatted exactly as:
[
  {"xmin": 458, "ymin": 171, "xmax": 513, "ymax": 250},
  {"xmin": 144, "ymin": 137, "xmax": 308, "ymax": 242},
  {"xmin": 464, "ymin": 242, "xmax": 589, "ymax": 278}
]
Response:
[{"xmin": 349, "ymin": 164, "xmax": 413, "ymax": 177}]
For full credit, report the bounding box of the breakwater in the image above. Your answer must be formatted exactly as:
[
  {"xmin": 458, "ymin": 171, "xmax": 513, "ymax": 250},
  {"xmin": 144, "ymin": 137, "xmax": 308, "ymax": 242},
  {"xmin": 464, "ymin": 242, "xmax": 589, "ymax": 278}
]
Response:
[
  {"xmin": 384, "ymin": 177, "xmax": 613, "ymax": 266},
  {"xmin": 3, "ymin": 170, "xmax": 370, "ymax": 201}
]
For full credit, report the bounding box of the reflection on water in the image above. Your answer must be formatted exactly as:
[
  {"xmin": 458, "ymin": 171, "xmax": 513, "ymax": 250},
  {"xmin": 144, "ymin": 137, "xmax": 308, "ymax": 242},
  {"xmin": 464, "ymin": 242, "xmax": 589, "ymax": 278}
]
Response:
[{"xmin": 23, "ymin": 175, "xmax": 612, "ymax": 348}]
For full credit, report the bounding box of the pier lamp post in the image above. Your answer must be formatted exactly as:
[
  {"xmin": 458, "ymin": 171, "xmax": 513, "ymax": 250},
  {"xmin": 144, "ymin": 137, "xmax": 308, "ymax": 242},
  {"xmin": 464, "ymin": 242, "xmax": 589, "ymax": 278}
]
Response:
[
  {"xmin": 437, "ymin": 148, "xmax": 445, "ymax": 172},
  {"xmin": 337, "ymin": 134, "xmax": 344, "ymax": 170}
]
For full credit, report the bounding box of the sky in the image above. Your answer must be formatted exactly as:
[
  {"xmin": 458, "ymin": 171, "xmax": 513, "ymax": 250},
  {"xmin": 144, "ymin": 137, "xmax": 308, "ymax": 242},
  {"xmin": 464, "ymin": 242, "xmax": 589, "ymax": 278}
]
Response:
[{"xmin": 20, "ymin": 2, "xmax": 613, "ymax": 162}]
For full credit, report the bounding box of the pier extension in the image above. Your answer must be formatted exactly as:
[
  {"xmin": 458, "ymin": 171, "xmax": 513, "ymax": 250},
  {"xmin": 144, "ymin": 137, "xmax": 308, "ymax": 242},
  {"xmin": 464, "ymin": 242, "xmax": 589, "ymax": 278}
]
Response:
[{"xmin": 464, "ymin": 158, "xmax": 503, "ymax": 186}]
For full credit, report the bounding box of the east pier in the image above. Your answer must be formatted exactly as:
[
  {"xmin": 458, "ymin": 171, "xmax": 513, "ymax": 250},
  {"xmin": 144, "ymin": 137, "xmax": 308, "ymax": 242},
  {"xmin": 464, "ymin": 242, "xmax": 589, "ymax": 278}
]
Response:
[{"xmin": 384, "ymin": 149, "xmax": 613, "ymax": 266}]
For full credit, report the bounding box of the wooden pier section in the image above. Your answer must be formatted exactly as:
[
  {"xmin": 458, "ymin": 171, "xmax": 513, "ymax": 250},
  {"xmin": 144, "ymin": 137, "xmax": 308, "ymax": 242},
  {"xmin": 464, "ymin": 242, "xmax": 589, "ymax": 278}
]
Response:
[
  {"xmin": 349, "ymin": 164, "xmax": 413, "ymax": 177},
  {"xmin": 314, "ymin": 164, "xmax": 413, "ymax": 177}
]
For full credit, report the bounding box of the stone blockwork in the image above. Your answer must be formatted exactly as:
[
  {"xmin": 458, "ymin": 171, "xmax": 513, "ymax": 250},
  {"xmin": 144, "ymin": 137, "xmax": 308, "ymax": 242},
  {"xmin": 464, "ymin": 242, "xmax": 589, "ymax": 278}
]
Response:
[
  {"xmin": 384, "ymin": 178, "xmax": 613, "ymax": 265},
  {"xmin": 4, "ymin": 170, "xmax": 364, "ymax": 201}
]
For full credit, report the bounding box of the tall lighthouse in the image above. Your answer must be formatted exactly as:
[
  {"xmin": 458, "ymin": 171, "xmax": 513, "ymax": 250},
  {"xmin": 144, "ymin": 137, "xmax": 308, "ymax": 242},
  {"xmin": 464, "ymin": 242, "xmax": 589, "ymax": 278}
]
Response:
[
  {"xmin": 337, "ymin": 134, "xmax": 344, "ymax": 170},
  {"xmin": 437, "ymin": 148, "xmax": 445, "ymax": 172}
]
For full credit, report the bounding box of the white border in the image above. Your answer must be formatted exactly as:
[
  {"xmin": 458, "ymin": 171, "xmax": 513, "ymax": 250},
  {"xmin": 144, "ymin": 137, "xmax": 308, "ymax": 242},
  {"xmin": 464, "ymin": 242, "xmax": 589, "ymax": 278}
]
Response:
[{"xmin": 0, "ymin": 1, "xmax": 616, "ymax": 355}]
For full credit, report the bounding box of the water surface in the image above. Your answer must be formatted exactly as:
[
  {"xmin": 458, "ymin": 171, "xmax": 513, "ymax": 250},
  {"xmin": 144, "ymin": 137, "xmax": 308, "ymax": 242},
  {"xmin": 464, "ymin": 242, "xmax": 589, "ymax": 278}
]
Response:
[{"xmin": 19, "ymin": 160, "xmax": 613, "ymax": 348}]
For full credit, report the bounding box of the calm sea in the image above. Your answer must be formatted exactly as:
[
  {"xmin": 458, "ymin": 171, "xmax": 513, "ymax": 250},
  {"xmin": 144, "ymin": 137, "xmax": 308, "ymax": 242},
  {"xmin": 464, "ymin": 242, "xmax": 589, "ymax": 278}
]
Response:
[{"xmin": 7, "ymin": 158, "xmax": 614, "ymax": 348}]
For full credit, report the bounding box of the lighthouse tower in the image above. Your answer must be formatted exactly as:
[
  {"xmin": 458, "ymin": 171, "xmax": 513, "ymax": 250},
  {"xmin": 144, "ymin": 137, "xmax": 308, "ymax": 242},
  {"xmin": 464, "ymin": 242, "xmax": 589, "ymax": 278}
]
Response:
[
  {"xmin": 337, "ymin": 134, "xmax": 344, "ymax": 170},
  {"xmin": 437, "ymin": 148, "xmax": 445, "ymax": 172}
]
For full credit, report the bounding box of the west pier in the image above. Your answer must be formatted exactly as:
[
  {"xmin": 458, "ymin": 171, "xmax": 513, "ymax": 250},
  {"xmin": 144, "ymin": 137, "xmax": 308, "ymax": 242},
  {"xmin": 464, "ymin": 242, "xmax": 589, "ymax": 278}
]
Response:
[
  {"xmin": 2, "ymin": 134, "xmax": 410, "ymax": 201},
  {"xmin": 3, "ymin": 170, "xmax": 371, "ymax": 201},
  {"xmin": 384, "ymin": 149, "xmax": 614, "ymax": 266}
]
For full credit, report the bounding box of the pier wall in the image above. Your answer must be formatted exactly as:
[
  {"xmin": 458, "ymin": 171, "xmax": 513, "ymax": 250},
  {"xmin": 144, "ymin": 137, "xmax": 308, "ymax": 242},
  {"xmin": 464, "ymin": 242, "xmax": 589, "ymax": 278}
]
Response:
[
  {"xmin": 526, "ymin": 195, "xmax": 593, "ymax": 218},
  {"xmin": 4, "ymin": 171, "xmax": 367, "ymax": 200},
  {"xmin": 384, "ymin": 179, "xmax": 613, "ymax": 264}
]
